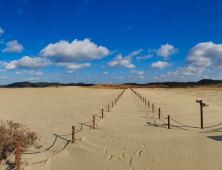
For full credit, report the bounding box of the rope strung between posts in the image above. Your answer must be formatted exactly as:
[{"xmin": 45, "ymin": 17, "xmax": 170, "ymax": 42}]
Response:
[
  {"xmin": 130, "ymin": 88, "xmax": 222, "ymax": 130},
  {"xmin": 0, "ymin": 149, "xmax": 16, "ymax": 168}
]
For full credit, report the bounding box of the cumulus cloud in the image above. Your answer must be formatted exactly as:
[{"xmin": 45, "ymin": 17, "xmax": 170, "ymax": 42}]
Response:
[
  {"xmin": 2, "ymin": 40, "xmax": 23, "ymax": 53},
  {"xmin": 15, "ymin": 70, "xmax": 34, "ymax": 76},
  {"xmin": 185, "ymin": 42, "xmax": 222, "ymax": 67},
  {"xmin": 107, "ymin": 54, "xmax": 130, "ymax": 67},
  {"xmin": 153, "ymin": 43, "xmax": 178, "ymax": 57},
  {"xmin": 125, "ymin": 64, "xmax": 136, "ymax": 69},
  {"xmin": 39, "ymin": 39, "xmax": 110, "ymax": 62},
  {"xmin": 56, "ymin": 62, "xmax": 91, "ymax": 69},
  {"xmin": 160, "ymin": 66, "xmax": 204, "ymax": 77},
  {"xmin": 107, "ymin": 49, "xmax": 142, "ymax": 68},
  {"xmin": 149, "ymin": 61, "xmax": 170, "ymax": 69},
  {"xmin": 2, "ymin": 56, "xmax": 52, "ymax": 70},
  {"xmin": 36, "ymin": 71, "xmax": 43, "ymax": 76},
  {"xmin": 130, "ymin": 70, "xmax": 145, "ymax": 75},
  {"xmin": 103, "ymin": 72, "xmax": 108, "ymax": 75},
  {"xmin": 137, "ymin": 54, "xmax": 153, "ymax": 60}
]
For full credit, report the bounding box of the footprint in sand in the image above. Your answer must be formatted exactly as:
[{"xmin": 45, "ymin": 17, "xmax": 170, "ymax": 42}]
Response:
[
  {"xmin": 119, "ymin": 153, "xmax": 126, "ymax": 159},
  {"xmin": 126, "ymin": 158, "xmax": 133, "ymax": 166},
  {"xmin": 103, "ymin": 150, "xmax": 108, "ymax": 154},
  {"xmin": 149, "ymin": 158, "xmax": 155, "ymax": 162},
  {"xmin": 107, "ymin": 155, "xmax": 113, "ymax": 160},
  {"xmin": 114, "ymin": 156, "xmax": 121, "ymax": 160},
  {"xmin": 108, "ymin": 132, "xmax": 115, "ymax": 138},
  {"xmin": 142, "ymin": 144, "xmax": 147, "ymax": 148},
  {"xmin": 111, "ymin": 148, "xmax": 116, "ymax": 151},
  {"xmin": 135, "ymin": 150, "xmax": 143, "ymax": 158}
]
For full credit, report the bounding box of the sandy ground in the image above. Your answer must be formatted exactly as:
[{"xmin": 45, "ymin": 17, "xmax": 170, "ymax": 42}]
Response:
[{"xmin": 1, "ymin": 87, "xmax": 222, "ymax": 170}]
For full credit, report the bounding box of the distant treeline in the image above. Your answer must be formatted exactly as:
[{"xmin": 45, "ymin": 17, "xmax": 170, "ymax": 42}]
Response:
[
  {"xmin": 124, "ymin": 79, "xmax": 222, "ymax": 87},
  {"xmin": 1, "ymin": 82, "xmax": 94, "ymax": 88},
  {"xmin": 1, "ymin": 79, "xmax": 222, "ymax": 88}
]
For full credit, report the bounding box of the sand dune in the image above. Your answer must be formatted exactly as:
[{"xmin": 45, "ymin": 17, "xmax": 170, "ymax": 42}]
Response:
[{"xmin": 1, "ymin": 87, "xmax": 222, "ymax": 169}]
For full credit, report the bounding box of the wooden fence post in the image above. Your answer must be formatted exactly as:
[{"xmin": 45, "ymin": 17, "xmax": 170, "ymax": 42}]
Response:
[
  {"xmin": 112, "ymin": 101, "xmax": 113, "ymax": 108},
  {"xmin": 93, "ymin": 116, "xmax": 95, "ymax": 129},
  {"xmin": 108, "ymin": 104, "xmax": 110, "ymax": 112},
  {"xmin": 168, "ymin": 115, "xmax": 170, "ymax": 129},
  {"xmin": 72, "ymin": 126, "xmax": 75, "ymax": 143},
  {"xmin": 152, "ymin": 104, "xmax": 154, "ymax": 113},
  {"xmin": 15, "ymin": 141, "xmax": 20, "ymax": 170}
]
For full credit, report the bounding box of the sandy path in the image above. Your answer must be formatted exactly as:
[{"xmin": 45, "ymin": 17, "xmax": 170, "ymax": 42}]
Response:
[
  {"xmin": 2, "ymin": 87, "xmax": 222, "ymax": 169},
  {"xmin": 41, "ymin": 88, "xmax": 222, "ymax": 170}
]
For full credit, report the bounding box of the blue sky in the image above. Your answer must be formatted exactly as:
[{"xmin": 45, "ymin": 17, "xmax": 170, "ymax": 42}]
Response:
[{"xmin": 1, "ymin": 0, "xmax": 222, "ymax": 84}]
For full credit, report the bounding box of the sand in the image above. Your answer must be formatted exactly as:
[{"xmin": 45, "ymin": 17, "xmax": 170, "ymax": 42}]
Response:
[{"xmin": 1, "ymin": 87, "xmax": 222, "ymax": 169}]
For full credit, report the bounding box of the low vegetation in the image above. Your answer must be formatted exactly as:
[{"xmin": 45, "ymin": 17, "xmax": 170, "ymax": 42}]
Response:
[{"xmin": 0, "ymin": 120, "xmax": 39, "ymax": 160}]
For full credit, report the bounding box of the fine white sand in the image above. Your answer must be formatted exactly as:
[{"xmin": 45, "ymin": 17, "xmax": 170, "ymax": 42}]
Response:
[{"xmin": 1, "ymin": 87, "xmax": 222, "ymax": 170}]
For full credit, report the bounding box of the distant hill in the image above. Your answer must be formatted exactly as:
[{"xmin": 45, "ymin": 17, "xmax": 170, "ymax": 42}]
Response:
[
  {"xmin": 3, "ymin": 79, "xmax": 222, "ymax": 88},
  {"xmin": 6, "ymin": 82, "xmax": 39, "ymax": 88},
  {"xmin": 197, "ymin": 79, "xmax": 222, "ymax": 85},
  {"xmin": 5, "ymin": 82, "xmax": 94, "ymax": 88}
]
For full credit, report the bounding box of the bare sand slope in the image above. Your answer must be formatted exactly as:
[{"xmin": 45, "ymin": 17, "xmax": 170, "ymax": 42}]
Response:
[
  {"xmin": 0, "ymin": 87, "xmax": 122, "ymax": 169},
  {"xmin": 45, "ymin": 88, "xmax": 222, "ymax": 170}
]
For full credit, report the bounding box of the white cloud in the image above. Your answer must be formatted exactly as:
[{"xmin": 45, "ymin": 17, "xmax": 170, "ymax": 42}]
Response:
[
  {"xmin": 153, "ymin": 43, "xmax": 178, "ymax": 57},
  {"xmin": 160, "ymin": 66, "xmax": 204, "ymax": 78},
  {"xmin": 107, "ymin": 54, "xmax": 130, "ymax": 67},
  {"xmin": 2, "ymin": 56, "xmax": 52, "ymax": 70},
  {"xmin": 103, "ymin": 72, "xmax": 108, "ymax": 75},
  {"xmin": 125, "ymin": 64, "xmax": 136, "ymax": 69},
  {"xmin": 26, "ymin": 78, "xmax": 39, "ymax": 81},
  {"xmin": 130, "ymin": 70, "xmax": 145, "ymax": 75},
  {"xmin": 140, "ymin": 76, "xmax": 144, "ymax": 79},
  {"xmin": 185, "ymin": 42, "xmax": 222, "ymax": 67},
  {"xmin": 66, "ymin": 70, "xmax": 74, "ymax": 74},
  {"xmin": 0, "ymin": 28, "xmax": 4, "ymax": 36},
  {"xmin": 56, "ymin": 62, "xmax": 91, "ymax": 69},
  {"xmin": 15, "ymin": 70, "xmax": 34, "ymax": 76},
  {"xmin": 107, "ymin": 50, "xmax": 141, "ymax": 68},
  {"xmin": 149, "ymin": 61, "xmax": 170, "ymax": 69},
  {"xmin": 39, "ymin": 38, "xmax": 110, "ymax": 62},
  {"xmin": 0, "ymin": 69, "xmax": 6, "ymax": 72},
  {"xmin": 50, "ymin": 73, "xmax": 59, "ymax": 78},
  {"xmin": 36, "ymin": 71, "xmax": 43, "ymax": 76},
  {"xmin": 0, "ymin": 39, "xmax": 4, "ymax": 43},
  {"xmin": 2, "ymin": 40, "xmax": 23, "ymax": 53},
  {"xmin": 130, "ymin": 49, "xmax": 143, "ymax": 56},
  {"xmin": 0, "ymin": 76, "xmax": 7, "ymax": 79},
  {"xmin": 110, "ymin": 49, "xmax": 118, "ymax": 55},
  {"xmin": 137, "ymin": 54, "xmax": 153, "ymax": 60}
]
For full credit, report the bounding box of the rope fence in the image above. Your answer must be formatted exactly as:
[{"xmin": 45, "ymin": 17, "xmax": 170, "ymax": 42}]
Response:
[
  {"xmin": 130, "ymin": 88, "xmax": 222, "ymax": 130},
  {"xmin": 1, "ymin": 89, "xmax": 126, "ymax": 170}
]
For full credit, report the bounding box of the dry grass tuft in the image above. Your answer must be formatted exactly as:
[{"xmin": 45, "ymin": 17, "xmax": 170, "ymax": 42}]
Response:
[{"xmin": 0, "ymin": 120, "xmax": 39, "ymax": 160}]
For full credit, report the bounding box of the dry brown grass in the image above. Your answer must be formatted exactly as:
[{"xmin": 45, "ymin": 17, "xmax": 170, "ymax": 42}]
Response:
[{"xmin": 0, "ymin": 120, "xmax": 39, "ymax": 160}]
